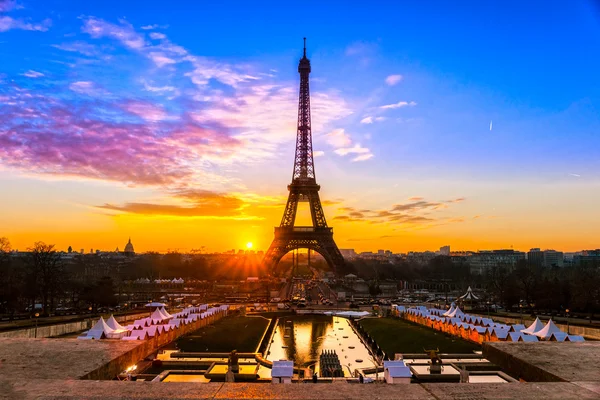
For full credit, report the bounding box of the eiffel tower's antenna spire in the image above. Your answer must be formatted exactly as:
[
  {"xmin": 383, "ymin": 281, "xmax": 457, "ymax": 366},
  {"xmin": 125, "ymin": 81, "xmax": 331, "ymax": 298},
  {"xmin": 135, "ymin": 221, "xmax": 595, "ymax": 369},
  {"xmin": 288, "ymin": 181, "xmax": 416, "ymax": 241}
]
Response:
[{"xmin": 303, "ymin": 37, "xmax": 306, "ymax": 58}]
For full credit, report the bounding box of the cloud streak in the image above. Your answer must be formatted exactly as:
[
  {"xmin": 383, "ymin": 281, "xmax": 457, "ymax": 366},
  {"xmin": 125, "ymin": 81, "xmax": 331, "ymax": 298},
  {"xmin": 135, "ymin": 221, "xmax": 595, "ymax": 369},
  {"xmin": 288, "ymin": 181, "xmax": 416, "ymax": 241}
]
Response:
[
  {"xmin": 332, "ymin": 197, "xmax": 466, "ymax": 227},
  {"xmin": 380, "ymin": 100, "xmax": 417, "ymax": 110}
]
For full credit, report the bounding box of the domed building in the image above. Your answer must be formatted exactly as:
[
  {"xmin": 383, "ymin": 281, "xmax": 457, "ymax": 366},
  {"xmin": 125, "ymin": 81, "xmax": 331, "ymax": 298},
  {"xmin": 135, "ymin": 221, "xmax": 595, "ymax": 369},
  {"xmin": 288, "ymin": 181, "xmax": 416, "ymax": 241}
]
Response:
[{"xmin": 124, "ymin": 238, "xmax": 135, "ymax": 254}]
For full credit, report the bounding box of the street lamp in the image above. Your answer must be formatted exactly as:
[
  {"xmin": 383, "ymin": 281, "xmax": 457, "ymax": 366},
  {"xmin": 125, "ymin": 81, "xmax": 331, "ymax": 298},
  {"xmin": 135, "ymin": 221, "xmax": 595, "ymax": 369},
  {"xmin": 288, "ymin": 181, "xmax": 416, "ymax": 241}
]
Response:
[
  {"xmin": 519, "ymin": 303, "xmax": 523, "ymax": 325},
  {"xmin": 34, "ymin": 312, "xmax": 39, "ymax": 338},
  {"xmin": 565, "ymin": 309, "xmax": 570, "ymax": 335},
  {"xmin": 487, "ymin": 301, "xmax": 490, "ymax": 317}
]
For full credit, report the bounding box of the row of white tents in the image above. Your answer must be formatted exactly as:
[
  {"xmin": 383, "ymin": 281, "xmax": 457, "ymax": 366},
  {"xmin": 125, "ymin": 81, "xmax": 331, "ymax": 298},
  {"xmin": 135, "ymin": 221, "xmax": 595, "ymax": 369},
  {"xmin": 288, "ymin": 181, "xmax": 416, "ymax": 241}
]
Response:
[
  {"xmin": 78, "ymin": 304, "xmax": 228, "ymax": 340},
  {"xmin": 395, "ymin": 303, "xmax": 585, "ymax": 342},
  {"xmin": 133, "ymin": 278, "xmax": 185, "ymax": 284}
]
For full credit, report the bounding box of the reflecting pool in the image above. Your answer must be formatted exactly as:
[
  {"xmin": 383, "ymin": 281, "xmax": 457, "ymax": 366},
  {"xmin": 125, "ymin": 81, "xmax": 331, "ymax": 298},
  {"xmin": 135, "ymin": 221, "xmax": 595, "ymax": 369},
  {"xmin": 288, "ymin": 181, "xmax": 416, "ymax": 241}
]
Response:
[{"xmin": 266, "ymin": 315, "xmax": 375, "ymax": 377}]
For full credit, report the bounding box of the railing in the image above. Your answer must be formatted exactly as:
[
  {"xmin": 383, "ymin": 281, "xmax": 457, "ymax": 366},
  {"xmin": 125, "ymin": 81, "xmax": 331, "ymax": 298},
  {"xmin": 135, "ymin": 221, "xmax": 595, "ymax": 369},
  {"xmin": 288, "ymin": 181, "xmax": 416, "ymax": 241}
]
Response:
[{"xmin": 275, "ymin": 226, "xmax": 333, "ymax": 233}]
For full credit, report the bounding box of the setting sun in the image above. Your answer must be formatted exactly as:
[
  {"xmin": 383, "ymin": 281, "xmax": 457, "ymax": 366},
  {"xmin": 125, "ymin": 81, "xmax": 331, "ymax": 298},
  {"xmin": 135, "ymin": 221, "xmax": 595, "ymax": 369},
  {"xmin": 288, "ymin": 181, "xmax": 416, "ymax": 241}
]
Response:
[{"xmin": 246, "ymin": 242, "xmax": 253, "ymax": 249}]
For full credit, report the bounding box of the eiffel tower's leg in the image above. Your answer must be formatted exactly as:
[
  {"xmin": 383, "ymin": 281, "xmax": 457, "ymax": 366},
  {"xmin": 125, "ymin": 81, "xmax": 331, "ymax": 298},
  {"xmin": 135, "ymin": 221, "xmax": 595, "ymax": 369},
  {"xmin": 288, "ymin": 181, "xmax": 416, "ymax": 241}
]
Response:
[
  {"xmin": 263, "ymin": 236, "xmax": 288, "ymax": 271},
  {"xmin": 318, "ymin": 235, "xmax": 345, "ymax": 269},
  {"xmin": 308, "ymin": 191, "xmax": 327, "ymax": 228},
  {"xmin": 280, "ymin": 191, "xmax": 299, "ymax": 228}
]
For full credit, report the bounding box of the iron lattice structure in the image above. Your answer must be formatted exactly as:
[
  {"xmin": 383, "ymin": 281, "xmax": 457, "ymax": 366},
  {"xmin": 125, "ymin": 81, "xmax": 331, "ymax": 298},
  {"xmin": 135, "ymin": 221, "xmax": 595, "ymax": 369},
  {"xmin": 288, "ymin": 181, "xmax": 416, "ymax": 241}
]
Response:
[{"xmin": 263, "ymin": 39, "xmax": 345, "ymax": 273}]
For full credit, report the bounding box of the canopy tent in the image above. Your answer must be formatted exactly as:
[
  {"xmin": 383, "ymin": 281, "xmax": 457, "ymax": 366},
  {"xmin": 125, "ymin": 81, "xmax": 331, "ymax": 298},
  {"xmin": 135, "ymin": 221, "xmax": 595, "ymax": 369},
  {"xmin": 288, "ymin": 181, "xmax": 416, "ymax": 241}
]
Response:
[
  {"xmin": 459, "ymin": 286, "xmax": 479, "ymax": 300},
  {"xmin": 521, "ymin": 317, "xmax": 544, "ymax": 335},
  {"xmin": 533, "ymin": 319, "xmax": 563, "ymax": 339},
  {"xmin": 159, "ymin": 306, "xmax": 173, "ymax": 319},
  {"xmin": 443, "ymin": 303, "xmax": 456, "ymax": 317},
  {"xmin": 567, "ymin": 335, "xmax": 585, "ymax": 342},
  {"xmin": 447, "ymin": 306, "xmax": 464, "ymax": 318},
  {"xmin": 78, "ymin": 317, "xmax": 114, "ymax": 340},
  {"xmin": 150, "ymin": 308, "xmax": 168, "ymax": 323},
  {"xmin": 106, "ymin": 315, "xmax": 126, "ymax": 331},
  {"xmin": 509, "ymin": 324, "xmax": 526, "ymax": 333}
]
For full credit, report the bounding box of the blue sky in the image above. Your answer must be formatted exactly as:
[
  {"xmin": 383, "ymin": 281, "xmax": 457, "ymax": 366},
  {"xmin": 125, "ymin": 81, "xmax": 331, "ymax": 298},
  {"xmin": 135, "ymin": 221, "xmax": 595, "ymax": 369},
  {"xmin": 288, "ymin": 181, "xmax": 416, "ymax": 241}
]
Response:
[{"xmin": 1, "ymin": 0, "xmax": 600, "ymax": 252}]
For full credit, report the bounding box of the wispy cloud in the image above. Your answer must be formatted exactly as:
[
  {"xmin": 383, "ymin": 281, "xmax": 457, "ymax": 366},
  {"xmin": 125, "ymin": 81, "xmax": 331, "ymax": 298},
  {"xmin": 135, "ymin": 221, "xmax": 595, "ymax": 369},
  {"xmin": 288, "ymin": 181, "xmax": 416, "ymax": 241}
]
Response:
[
  {"xmin": 0, "ymin": 0, "xmax": 19, "ymax": 12},
  {"xmin": 380, "ymin": 100, "xmax": 417, "ymax": 110},
  {"xmin": 123, "ymin": 101, "xmax": 174, "ymax": 122},
  {"xmin": 22, "ymin": 70, "xmax": 44, "ymax": 78},
  {"xmin": 69, "ymin": 81, "xmax": 109, "ymax": 96},
  {"xmin": 326, "ymin": 128, "xmax": 352, "ymax": 147},
  {"xmin": 97, "ymin": 190, "xmax": 253, "ymax": 218},
  {"xmin": 333, "ymin": 197, "xmax": 466, "ymax": 227},
  {"xmin": 385, "ymin": 74, "xmax": 403, "ymax": 86},
  {"xmin": 0, "ymin": 16, "xmax": 51, "ymax": 32},
  {"xmin": 149, "ymin": 32, "xmax": 166, "ymax": 40},
  {"xmin": 326, "ymin": 129, "xmax": 373, "ymax": 162},
  {"xmin": 82, "ymin": 17, "xmax": 145, "ymax": 50},
  {"xmin": 334, "ymin": 144, "xmax": 370, "ymax": 156},
  {"xmin": 360, "ymin": 116, "xmax": 373, "ymax": 124},
  {"xmin": 52, "ymin": 41, "xmax": 99, "ymax": 57}
]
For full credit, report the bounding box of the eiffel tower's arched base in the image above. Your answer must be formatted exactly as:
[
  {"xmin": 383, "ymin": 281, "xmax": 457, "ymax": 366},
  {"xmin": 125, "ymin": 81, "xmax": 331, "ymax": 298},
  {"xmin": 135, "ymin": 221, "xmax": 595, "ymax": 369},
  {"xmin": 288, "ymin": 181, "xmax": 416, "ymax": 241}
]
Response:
[{"xmin": 263, "ymin": 227, "xmax": 344, "ymax": 275}]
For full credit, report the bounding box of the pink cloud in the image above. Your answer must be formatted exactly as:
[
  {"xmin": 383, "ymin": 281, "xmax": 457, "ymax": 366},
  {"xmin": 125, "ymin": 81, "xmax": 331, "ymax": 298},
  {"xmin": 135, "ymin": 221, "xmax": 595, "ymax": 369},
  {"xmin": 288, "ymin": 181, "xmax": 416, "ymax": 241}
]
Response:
[
  {"xmin": 0, "ymin": 16, "xmax": 51, "ymax": 32},
  {"xmin": 0, "ymin": 92, "xmax": 241, "ymax": 186},
  {"xmin": 123, "ymin": 101, "xmax": 172, "ymax": 122},
  {"xmin": 82, "ymin": 17, "xmax": 145, "ymax": 50}
]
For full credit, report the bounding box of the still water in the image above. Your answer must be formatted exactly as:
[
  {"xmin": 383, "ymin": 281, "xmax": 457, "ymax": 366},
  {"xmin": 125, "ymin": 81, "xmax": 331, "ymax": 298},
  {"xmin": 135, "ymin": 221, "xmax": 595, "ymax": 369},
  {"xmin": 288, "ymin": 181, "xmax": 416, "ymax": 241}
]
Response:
[{"xmin": 266, "ymin": 315, "xmax": 375, "ymax": 377}]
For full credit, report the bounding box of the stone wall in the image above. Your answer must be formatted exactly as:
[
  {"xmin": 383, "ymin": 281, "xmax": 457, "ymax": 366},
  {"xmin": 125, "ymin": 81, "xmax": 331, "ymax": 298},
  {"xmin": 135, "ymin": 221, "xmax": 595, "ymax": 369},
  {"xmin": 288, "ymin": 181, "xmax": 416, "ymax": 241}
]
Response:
[{"xmin": 0, "ymin": 312, "xmax": 148, "ymax": 339}]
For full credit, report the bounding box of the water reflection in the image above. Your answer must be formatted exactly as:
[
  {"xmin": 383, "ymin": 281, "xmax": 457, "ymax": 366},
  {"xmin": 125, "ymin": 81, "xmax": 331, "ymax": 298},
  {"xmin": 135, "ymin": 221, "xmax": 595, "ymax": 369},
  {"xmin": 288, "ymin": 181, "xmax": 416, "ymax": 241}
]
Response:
[{"xmin": 267, "ymin": 315, "xmax": 375, "ymax": 376}]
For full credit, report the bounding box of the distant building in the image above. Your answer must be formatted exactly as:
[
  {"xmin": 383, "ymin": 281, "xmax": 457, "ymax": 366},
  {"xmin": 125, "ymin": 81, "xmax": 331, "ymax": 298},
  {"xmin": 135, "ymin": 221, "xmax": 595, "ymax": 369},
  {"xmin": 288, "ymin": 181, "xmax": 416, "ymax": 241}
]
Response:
[
  {"xmin": 340, "ymin": 249, "xmax": 357, "ymax": 259},
  {"xmin": 378, "ymin": 249, "xmax": 385, "ymax": 255},
  {"xmin": 469, "ymin": 249, "xmax": 525, "ymax": 275},
  {"xmin": 527, "ymin": 248, "xmax": 564, "ymax": 268},
  {"xmin": 574, "ymin": 249, "xmax": 600, "ymax": 267},
  {"xmin": 439, "ymin": 245, "xmax": 450, "ymax": 256},
  {"xmin": 124, "ymin": 238, "xmax": 135, "ymax": 254}
]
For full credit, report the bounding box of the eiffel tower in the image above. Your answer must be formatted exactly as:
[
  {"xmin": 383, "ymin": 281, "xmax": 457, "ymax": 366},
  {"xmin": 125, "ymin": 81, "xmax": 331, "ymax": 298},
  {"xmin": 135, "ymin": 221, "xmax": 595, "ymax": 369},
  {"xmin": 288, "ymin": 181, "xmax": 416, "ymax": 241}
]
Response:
[{"xmin": 263, "ymin": 39, "xmax": 344, "ymax": 274}]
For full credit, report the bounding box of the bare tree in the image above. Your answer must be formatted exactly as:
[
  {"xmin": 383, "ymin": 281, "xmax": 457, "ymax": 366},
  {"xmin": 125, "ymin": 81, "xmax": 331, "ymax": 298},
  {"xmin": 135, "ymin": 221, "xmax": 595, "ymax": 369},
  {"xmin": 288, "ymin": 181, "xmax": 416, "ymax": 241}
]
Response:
[
  {"xmin": 28, "ymin": 242, "xmax": 64, "ymax": 314},
  {"xmin": 0, "ymin": 237, "xmax": 10, "ymax": 253}
]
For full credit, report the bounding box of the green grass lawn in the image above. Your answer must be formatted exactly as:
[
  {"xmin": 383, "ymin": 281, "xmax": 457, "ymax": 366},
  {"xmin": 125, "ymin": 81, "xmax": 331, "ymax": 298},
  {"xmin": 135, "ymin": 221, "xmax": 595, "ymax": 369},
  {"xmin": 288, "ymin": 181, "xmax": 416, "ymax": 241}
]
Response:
[
  {"xmin": 177, "ymin": 316, "xmax": 270, "ymax": 353},
  {"xmin": 359, "ymin": 317, "xmax": 481, "ymax": 355}
]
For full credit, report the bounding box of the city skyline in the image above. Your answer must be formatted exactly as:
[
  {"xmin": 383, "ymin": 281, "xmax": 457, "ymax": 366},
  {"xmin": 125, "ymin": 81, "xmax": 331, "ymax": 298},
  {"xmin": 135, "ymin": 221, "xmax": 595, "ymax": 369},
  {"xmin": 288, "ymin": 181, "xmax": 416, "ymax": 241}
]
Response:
[{"xmin": 2, "ymin": 1, "xmax": 600, "ymax": 253}]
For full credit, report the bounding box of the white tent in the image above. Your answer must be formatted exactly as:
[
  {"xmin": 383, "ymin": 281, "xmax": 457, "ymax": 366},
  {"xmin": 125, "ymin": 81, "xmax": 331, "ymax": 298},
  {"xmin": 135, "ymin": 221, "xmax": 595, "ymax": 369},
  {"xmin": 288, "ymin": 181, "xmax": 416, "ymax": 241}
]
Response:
[
  {"xmin": 106, "ymin": 315, "xmax": 126, "ymax": 331},
  {"xmin": 78, "ymin": 316, "xmax": 114, "ymax": 340},
  {"xmin": 521, "ymin": 317, "xmax": 544, "ymax": 335},
  {"xmin": 533, "ymin": 319, "xmax": 563, "ymax": 339},
  {"xmin": 567, "ymin": 335, "xmax": 585, "ymax": 342},
  {"xmin": 509, "ymin": 324, "xmax": 526, "ymax": 333},
  {"xmin": 150, "ymin": 308, "xmax": 167, "ymax": 323},
  {"xmin": 459, "ymin": 286, "xmax": 479, "ymax": 300},
  {"xmin": 443, "ymin": 303, "xmax": 456, "ymax": 317},
  {"xmin": 447, "ymin": 306, "xmax": 464, "ymax": 318},
  {"xmin": 159, "ymin": 306, "xmax": 173, "ymax": 319}
]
